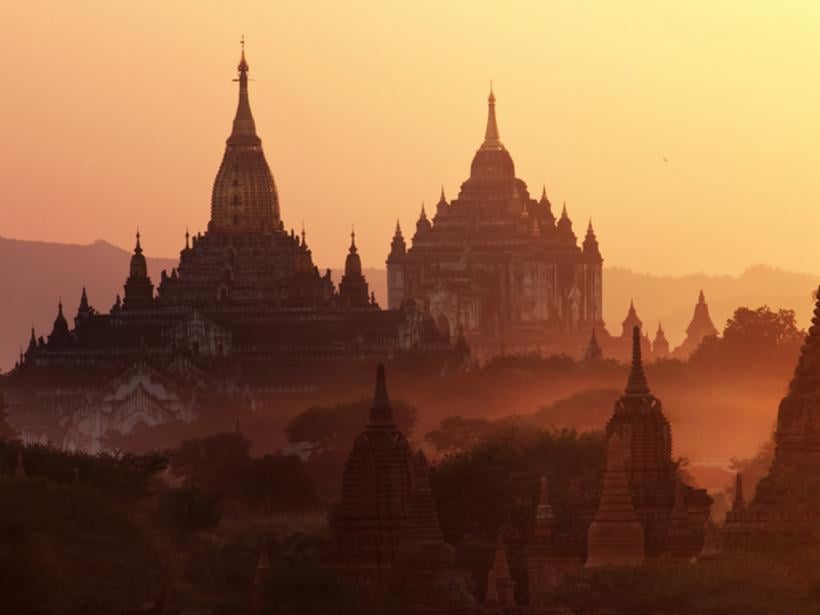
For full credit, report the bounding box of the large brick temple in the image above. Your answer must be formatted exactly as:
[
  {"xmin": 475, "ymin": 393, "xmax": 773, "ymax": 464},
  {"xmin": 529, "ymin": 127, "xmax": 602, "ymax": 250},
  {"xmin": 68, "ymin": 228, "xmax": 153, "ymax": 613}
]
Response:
[
  {"xmin": 385, "ymin": 89, "xmax": 603, "ymax": 358},
  {"xmin": 2, "ymin": 48, "xmax": 461, "ymax": 451}
]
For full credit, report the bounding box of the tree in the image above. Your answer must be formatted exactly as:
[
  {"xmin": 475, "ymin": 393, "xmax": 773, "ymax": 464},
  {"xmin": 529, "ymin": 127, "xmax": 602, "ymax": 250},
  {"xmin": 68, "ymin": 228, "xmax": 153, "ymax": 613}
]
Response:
[
  {"xmin": 285, "ymin": 399, "xmax": 417, "ymax": 455},
  {"xmin": 530, "ymin": 388, "xmax": 621, "ymax": 432},
  {"xmin": 170, "ymin": 432, "xmax": 252, "ymax": 498},
  {"xmin": 431, "ymin": 422, "xmax": 605, "ymax": 602},
  {"xmin": 690, "ymin": 306, "xmax": 804, "ymax": 376},
  {"xmin": 246, "ymin": 454, "xmax": 319, "ymax": 513}
]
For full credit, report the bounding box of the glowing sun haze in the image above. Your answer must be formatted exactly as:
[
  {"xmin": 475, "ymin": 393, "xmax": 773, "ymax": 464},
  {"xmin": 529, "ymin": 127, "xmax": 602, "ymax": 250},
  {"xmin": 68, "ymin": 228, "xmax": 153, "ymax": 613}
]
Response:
[{"xmin": 1, "ymin": 1, "xmax": 819, "ymax": 275}]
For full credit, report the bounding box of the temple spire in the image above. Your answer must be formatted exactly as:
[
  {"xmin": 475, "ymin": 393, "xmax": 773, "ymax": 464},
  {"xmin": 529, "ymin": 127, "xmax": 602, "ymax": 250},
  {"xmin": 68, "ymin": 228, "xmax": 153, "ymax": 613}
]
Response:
[
  {"xmin": 228, "ymin": 37, "xmax": 260, "ymax": 146},
  {"xmin": 368, "ymin": 364, "xmax": 394, "ymax": 427},
  {"xmin": 625, "ymin": 325, "xmax": 651, "ymax": 396},
  {"xmin": 789, "ymin": 286, "xmax": 820, "ymax": 394},
  {"xmin": 481, "ymin": 85, "xmax": 503, "ymax": 151},
  {"xmin": 134, "ymin": 229, "xmax": 142, "ymax": 255}
]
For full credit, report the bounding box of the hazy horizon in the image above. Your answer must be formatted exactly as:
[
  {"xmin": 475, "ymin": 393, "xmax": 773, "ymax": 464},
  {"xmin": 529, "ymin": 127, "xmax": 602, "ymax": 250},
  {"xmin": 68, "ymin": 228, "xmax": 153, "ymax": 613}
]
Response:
[{"xmin": 2, "ymin": 2, "xmax": 819, "ymax": 276}]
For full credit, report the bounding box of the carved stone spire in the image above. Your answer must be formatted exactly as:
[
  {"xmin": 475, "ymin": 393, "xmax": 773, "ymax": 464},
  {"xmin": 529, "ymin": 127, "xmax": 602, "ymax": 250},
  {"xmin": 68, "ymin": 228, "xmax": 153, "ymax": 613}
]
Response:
[
  {"xmin": 625, "ymin": 326, "xmax": 651, "ymax": 396},
  {"xmin": 368, "ymin": 363, "xmax": 394, "ymax": 427},
  {"xmin": 583, "ymin": 218, "xmax": 602, "ymax": 259},
  {"xmin": 481, "ymin": 85, "xmax": 503, "ymax": 150}
]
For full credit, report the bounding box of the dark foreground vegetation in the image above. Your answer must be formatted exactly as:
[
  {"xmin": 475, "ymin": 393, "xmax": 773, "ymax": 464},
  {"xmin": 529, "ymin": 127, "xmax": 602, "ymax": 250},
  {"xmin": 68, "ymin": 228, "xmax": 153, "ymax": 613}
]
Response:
[{"xmin": 0, "ymin": 304, "xmax": 815, "ymax": 613}]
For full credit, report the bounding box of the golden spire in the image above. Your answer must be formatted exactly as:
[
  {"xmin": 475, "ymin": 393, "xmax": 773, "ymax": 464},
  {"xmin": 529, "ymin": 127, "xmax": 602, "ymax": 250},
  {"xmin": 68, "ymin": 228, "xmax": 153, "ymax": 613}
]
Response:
[
  {"xmin": 481, "ymin": 83, "xmax": 503, "ymax": 151},
  {"xmin": 229, "ymin": 36, "xmax": 260, "ymax": 146}
]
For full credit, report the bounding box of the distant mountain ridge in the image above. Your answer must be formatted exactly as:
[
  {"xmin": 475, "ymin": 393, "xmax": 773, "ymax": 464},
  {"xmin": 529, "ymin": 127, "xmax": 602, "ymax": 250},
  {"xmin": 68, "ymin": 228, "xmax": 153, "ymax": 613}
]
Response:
[{"xmin": 0, "ymin": 236, "xmax": 816, "ymax": 370}]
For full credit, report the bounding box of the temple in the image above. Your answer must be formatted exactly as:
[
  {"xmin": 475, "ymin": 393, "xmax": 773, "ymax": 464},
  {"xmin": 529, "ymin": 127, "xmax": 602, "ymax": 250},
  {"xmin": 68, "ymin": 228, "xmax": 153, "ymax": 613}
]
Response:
[
  {"xmin": 324, "ymin": 365, "xmax": 476, "ymax": 613},
  {"xmin": 2, "ymin": 48, "xmax": 459, "ymax": 451},
  {"xmin": 386, "ymin": 89, "xmax": 603, "ymax": 358},
  {"xmin": 520, "ymin": 327, "xmax": 712, "ymax": 592},
  {"xmin": 723, "ymin": 287, "xmax": 820, "ymax": 546},
  {"xmin": 672, "ymin": 291, "xmax": 719, "ymax": 358}
]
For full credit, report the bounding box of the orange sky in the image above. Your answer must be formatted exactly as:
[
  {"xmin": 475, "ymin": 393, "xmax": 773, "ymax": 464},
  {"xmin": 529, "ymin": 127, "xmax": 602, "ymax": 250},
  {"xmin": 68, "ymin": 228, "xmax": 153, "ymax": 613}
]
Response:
[{"xmin": 1, "ymin": 1, "xmax": 819, "ymax": 275}]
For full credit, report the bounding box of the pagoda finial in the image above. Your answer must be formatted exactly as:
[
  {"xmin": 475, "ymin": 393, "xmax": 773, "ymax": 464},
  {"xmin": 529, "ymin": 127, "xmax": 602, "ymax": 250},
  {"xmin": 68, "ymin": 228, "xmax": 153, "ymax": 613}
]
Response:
[
  {"xmin": 349, "ymin": 227, "xmax": 357, "ymax": 252},
  {"xmin": 625, "ymin": 325, "xmax": 651, "ymax": 396},
  {"xmin": 238, "ymin": 34, "xmax": 248, "ymax": 72},
  {"xmin": 561, "ymin": 202, "xmax": 568, "ymax": 219},
  {"xmin": 541, "ymin": 184, "xmax": 547, "ymax": 200},
  {"xmin": 439, "ymin": 185, "xmax": 447, "ymax": 204},
  {"xmin": 368, "ymin": 364, "xmax": 394, "ymax": 427},
  {"xmin": 134, "ymin": 228, "xmax": 142, "ymax": 255},
  {"xmin": 420, "ymin": 202, "xmax": 427, "ymax": 220},
  {"xmin": 395, "ymin": 219, "xmax": 402, "ymax": 236},
  {"xmin": 229, "ymin": 38, "xmax": 260, "ymax": 146},
  {"xmin": 185, "ymin": 227, "xmax": 190, "ymax": 250},
  {"xmin": 482, "ymin": 83, "xmax": 501, "ymax": 148},
  {"xmin": 698, "ymin": 289, "xmax": 706, "ymax": 304}
]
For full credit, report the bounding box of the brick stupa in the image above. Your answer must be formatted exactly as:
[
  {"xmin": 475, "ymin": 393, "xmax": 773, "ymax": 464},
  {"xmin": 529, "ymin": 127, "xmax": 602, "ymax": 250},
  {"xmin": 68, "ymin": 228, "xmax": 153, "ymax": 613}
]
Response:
[{"xmin": 585, "ymin": 432, "xmax": 645, "ymax": 567}]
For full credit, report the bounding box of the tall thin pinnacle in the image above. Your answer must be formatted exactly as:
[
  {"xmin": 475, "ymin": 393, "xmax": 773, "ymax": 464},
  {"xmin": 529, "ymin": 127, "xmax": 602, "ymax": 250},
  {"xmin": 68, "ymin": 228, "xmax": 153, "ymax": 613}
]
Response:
[{"xmin": 625, "ymin": 325, "xmax": 650, "ymax": 395}]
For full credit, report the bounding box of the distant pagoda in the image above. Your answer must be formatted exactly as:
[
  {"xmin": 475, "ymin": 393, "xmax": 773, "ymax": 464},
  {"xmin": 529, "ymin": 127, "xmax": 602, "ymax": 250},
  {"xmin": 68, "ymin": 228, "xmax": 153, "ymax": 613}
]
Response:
[
  {"xmin": 325, "ymin": 365, "xmax": 476, "ymax": 613},
  {"xmin": 604, "ymin": 326, "xmax": 712, "ymax": 556},
  {"xmin": 325, "ymin": 364, "xmax": 414, "ymax": 591},
  {"xmin": 673, "ymin": 291, "xmax": 719, "ymax": 359}
]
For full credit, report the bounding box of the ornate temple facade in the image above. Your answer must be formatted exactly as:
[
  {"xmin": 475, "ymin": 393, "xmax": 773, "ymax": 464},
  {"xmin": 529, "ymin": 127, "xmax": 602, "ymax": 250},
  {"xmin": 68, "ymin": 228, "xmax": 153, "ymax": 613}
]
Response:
[
  {"xmin": 2, "ymin": 49, "xmax": 460, "ymax": 451},
  {"xmin": 723, "ymin": 287, "xmax": 820, "ymax": 546},
  {"xmin": 386, "ymin": 90, "xmax": 603, "ymax": 358}
]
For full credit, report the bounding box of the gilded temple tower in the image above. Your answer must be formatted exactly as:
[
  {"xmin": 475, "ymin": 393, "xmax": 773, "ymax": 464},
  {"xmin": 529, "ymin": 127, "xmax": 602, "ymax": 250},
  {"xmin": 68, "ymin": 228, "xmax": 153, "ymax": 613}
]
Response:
[{"xmin": 209, "ymin": 42, "xmax": 281, "ymax": 233}]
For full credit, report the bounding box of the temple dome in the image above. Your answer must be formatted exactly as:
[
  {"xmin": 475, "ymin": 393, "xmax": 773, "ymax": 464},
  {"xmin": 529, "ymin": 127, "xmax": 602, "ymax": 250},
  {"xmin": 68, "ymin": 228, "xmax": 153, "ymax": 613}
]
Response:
[{"xmin": 210, "ymin": 46, "xmax": 281, "ymax": 234}]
